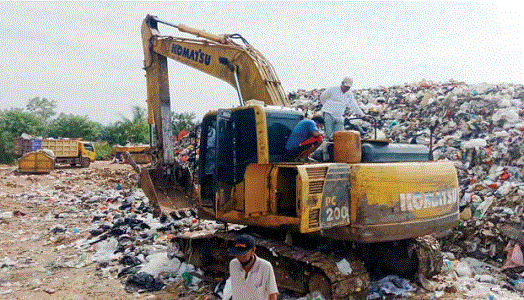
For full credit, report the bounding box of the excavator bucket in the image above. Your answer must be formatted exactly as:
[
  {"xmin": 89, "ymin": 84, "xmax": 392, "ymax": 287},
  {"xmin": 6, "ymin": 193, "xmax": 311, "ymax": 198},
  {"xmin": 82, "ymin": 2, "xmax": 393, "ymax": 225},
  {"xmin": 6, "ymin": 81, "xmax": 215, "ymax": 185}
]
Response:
[{"xmin": 140, "ymin": 165, "xmax": 196, "ymax": 217}]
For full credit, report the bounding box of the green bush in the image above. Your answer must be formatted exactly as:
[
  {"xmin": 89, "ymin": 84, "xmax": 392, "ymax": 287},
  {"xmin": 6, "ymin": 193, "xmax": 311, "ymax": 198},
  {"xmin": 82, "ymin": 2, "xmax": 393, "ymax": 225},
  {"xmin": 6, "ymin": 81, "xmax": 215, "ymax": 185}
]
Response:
[
  {"xmin": 0, "ymin": 150, "xmax": 16, "ymax": 165},
  {"xmin": 94, "ymin": 142, "xmax": 113, "ymax": 161},
  {"xmin": 0, "ymin": 133, "xmax": 16, "ymax": 164}
]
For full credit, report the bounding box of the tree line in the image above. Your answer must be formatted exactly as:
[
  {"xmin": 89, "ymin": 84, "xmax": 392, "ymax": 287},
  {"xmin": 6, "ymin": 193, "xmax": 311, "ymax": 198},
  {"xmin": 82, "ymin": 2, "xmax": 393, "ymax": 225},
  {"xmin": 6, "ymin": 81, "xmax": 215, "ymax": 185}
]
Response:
[{"xmin": 0, "ymin": 97, "xmax": 196, "ymax": 164}]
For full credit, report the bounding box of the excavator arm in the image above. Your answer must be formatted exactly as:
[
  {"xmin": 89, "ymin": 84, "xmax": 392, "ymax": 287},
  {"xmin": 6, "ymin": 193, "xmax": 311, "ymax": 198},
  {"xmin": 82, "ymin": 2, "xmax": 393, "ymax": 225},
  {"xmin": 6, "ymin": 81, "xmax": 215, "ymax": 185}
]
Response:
[{"xmin": 140, "ymin": 15, "xmax": 289, "ymax": 214}]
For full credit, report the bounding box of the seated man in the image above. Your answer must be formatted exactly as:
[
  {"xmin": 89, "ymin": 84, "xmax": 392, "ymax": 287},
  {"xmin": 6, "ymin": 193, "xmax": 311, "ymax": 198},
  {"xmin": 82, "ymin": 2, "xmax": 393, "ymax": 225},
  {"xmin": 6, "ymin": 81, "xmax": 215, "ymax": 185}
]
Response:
[{"xmin": 285, "ymin": 116, "xmax": 324, "ymax": 161}]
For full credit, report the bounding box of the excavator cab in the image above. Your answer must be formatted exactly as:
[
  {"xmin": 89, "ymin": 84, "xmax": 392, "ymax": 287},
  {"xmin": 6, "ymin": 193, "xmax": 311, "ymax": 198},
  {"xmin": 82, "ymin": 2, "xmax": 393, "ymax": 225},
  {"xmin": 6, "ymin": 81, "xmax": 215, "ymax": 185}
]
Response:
[{"xmin": 199, "ymin": 105, "xmax": 303, "ymax": 211}]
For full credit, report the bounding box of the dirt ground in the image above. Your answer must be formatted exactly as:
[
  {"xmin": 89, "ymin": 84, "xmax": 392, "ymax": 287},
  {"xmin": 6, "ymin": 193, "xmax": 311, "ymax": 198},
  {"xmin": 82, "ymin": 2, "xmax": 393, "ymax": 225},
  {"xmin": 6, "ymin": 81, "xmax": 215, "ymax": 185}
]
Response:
[
  {"xmin": 1, "ymin": 161, "xmax": 522, "ymax": 300},
  {"xmin": 0, "ymin": 161, "xmax": 212, "ymax": 300}
]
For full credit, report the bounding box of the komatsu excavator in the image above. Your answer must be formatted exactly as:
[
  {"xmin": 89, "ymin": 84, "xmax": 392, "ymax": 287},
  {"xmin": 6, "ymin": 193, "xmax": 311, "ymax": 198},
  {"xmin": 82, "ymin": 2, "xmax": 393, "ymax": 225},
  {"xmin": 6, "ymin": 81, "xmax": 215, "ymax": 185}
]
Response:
[{"xmin": 140, "ymin": 15, "xmax": 459, "ymax": 299}]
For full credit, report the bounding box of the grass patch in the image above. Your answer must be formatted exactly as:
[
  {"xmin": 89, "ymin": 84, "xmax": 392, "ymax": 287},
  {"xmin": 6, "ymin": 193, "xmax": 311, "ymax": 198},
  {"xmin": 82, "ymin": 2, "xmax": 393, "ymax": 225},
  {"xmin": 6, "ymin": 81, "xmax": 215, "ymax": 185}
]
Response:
[{"xmin": 94, "ymin": 142, "xmax": 113, "ymax": 161}]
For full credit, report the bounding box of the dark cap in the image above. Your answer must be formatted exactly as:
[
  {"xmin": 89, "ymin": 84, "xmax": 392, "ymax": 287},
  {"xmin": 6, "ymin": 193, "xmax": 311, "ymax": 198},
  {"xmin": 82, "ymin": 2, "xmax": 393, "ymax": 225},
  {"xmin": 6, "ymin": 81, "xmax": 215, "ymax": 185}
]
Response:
[{"xmin": 230, "ymin": 234, "xmax": 255, "ymax": 256}]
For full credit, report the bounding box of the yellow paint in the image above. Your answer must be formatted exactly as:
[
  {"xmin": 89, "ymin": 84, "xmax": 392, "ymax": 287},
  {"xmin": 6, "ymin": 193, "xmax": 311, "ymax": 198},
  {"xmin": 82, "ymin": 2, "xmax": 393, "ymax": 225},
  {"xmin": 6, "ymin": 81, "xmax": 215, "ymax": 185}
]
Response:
[
  {"xmin": 252, "ymin": 105, "xmax": 270, "ymax": 164},
  {"xmin": 325, "ymin": 196, "xmax": 336, "ymax": 206},
  {"xmin": 18, "ymin": 151, "xmax": 54, "ymax": 173},
  {"xmin": 80, "ymin": 142, "xmax": 96, "ymax": 162},
  {"xmin": 41, "ymin": 139, "xmax": 95, "ymax": 162},
  {"xmin": 350, "ymin": 161, "xmax": 458, "ymax": 222},
  {"xmin": 217, "ymin": 210, "xmax": 299, "ymax": 228},
  {"xmin": 244, "ymin": 164, "xmax": 272, "ymax": 216}
]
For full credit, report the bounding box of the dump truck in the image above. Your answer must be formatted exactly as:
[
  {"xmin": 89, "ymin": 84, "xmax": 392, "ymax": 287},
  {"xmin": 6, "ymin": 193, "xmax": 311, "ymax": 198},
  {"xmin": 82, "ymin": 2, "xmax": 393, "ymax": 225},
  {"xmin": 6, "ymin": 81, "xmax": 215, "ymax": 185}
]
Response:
[
  {"xmin": 139, "ymin": 15, "xmax": 459, "ymax": 299},
  {"xmin": 41, "ymin": 139, "xmax": 95, "ymax": 168},
  {"xmin": 111, "ymin": 145, "xmax": 151, "ymax": 164}
]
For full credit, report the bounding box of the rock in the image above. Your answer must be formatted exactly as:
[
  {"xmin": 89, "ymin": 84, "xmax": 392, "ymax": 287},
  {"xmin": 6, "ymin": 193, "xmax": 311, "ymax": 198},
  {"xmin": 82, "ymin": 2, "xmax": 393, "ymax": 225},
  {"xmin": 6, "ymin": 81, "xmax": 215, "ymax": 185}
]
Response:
[{"xmin": 50, "ymin": 224, "xmax": 66, "ymax": 234}]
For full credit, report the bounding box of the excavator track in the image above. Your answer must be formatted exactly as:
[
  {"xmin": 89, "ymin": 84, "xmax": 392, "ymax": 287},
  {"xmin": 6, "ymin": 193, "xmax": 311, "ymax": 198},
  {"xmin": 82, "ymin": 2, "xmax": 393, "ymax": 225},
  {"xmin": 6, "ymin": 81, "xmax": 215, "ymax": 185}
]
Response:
[
  {"xmin": 171, "ymin": 228, "xmax": 443, "ymax": 299},
  {"xmin": 173, "ymin": 229, "xmax": 369, "ymax": 299}
]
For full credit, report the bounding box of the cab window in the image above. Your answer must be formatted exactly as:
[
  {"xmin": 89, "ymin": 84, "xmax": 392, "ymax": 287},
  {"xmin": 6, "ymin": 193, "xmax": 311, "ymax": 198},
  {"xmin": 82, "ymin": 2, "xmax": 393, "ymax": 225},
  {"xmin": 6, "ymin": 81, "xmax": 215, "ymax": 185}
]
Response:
[{"xmin": 83, "ymin": 143, "xmax": 94, "ymax": 152}]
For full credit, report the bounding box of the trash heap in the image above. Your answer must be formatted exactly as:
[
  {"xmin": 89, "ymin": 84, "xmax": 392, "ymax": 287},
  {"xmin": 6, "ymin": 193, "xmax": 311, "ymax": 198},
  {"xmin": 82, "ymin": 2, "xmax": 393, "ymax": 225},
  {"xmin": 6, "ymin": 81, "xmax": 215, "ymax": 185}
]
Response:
[
  {"xmin": 1, "ymin": 165, "xmax": 225, "ymax": 298},
  {"xmin": 288, "ymin": 80, "xmax": 524, "ymax": 298},
  {"xmin": 290, "ymin": 81, "xmax": 524, "ymax": 245},
  {"xmin": 173, "ymin": 129, "xmax": 199, "ymax": 173},
  {"xmin": 84, "ymin": 188, "xmax": 203, "ymax": 293}
]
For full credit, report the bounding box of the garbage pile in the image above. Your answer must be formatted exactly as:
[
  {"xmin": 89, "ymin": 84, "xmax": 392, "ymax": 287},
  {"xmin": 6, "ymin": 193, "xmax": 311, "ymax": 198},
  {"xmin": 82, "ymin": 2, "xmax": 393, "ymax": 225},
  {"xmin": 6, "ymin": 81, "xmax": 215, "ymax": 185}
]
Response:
[
  {"xmin": 173, "ymin": 127, "xmax": 199, "ymax": 173},
  {"xmin": 288, "ymin": 80, "xmax": 524, "ymax": 298},
  {"xmin": 83, "ymin": 188, "xmax": 203, "ymax": 293},
  {"xmin": 290, "ymin": 82, "xmax": 524, "ymax": 237},
  {"xmin": 1, "ymin": 184, "xmax": 218, "ymax": 298},
  {"xmin": 166, "ymin": 80, "xmax": 524, "ymax": 298}
]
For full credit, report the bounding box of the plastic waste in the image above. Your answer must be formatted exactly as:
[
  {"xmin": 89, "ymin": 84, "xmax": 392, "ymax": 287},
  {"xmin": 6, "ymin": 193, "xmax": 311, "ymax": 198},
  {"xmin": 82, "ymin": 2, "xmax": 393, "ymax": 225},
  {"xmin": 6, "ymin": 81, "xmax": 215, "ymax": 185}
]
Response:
[
  {"xmin": 221, "ymin": 278, "xmax": 232, "ymax": 300},
  {"xmin": 120, "ymin": 254, "xmax": 142, "ymax": 267},
  {"xmin": 368, "ymin": 275, "xmax": 414, "ymax": 299},
  {"xmin": 463, "ymin": 138, "xmax": 487, "ymax": 149},
  {"xmin": 64, "ymin": 253, "xmax": 93, "ymax": 268},
  {"xmin": 296, "ymin": 291, "xmax": 326, "ymax": 300},
  {"xmin": 513, "ymin": 278, "xmax": 524, "ymax": 292},
  {"xmin": 94, "ymin": 237, "xmax": 118, "ymax": 263},
  {"xmin": 475, "ymin": 274, "xmax": 496, "ymax": 283},
  {"xmin": 336, "ymin": 258, "xmax": 352, "ymax": 275},
  {"xmin": 502, "ymin": 241, "xmax": 524, "ymax": 270},
  {"xmin": 140, "ymin": 252, "xmax": 181, "ymax": 277},
  {"xmin": 462, "ymin": 257, "xmax": 492, "ymax": 275},
  {"xmin": 0, "ymin": 211, "xmax": 14, "ymax": 219},
  {"xmin": 182, "ymin": 271, "xmax": 192, "ymax": 286},
  {"xmin": 442, "ymin": 259, "xmax": 453, "ymax": 273},
  {"xmin": 473, "ymin": 197, "xmax": 494, "ymax": 219},
  {"xmin": 125, "ymin": 272, "xmax": 164, "ymax": 292},
  {"xmin": 434, "ymin": 290, "xmax": 445, "ymax": 298},
  {"xmin": 454, "ymin": 261, "xmax": 473, "ymax": 277}
]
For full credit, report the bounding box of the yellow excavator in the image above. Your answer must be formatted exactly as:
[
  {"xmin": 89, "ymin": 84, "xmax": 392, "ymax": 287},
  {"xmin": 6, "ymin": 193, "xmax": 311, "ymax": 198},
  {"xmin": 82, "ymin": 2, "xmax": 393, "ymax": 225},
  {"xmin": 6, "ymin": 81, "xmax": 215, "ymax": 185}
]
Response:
[{"xmin": 140, "ymin": 15, "xmax": 459, "ymax": 299}]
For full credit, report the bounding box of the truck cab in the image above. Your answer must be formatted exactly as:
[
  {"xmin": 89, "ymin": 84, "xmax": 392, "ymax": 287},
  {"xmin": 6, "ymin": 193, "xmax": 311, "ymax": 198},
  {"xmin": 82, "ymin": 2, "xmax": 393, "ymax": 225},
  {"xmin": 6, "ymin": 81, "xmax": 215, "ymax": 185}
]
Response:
[{"xmin": 80, "ymin": 142, "xmax": 96, "ymax": 163}]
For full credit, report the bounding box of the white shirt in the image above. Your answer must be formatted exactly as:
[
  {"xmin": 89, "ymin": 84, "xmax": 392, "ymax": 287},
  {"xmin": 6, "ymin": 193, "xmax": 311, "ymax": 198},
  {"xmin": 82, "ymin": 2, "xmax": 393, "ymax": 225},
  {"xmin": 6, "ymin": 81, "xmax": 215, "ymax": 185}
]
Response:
[
  {"xmin": 320, "ymin": 86, "xmax": 365, "ymax": 119},
  {"xmin": 229, "ymin": 255, "xmax": 279, "ymax": 300}
]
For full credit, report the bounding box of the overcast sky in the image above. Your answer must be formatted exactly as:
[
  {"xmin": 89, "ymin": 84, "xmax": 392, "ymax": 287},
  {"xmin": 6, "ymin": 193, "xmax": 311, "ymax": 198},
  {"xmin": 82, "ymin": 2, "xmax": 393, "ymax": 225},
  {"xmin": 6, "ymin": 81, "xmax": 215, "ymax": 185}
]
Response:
[{"xmin": 0, "ymin": 1, "xmax": 522, "ymax": 124}]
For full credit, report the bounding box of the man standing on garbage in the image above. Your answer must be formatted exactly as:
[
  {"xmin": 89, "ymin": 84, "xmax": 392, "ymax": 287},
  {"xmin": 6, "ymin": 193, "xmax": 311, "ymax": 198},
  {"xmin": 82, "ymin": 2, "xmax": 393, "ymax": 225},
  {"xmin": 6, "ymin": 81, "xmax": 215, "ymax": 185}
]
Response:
[
  {"xmin": 320, "ymin": 76, "xmax": 366, "ymax": 140},
  {"xmin": 229, "ymin": 234, "xmax": 279, "ymax": 300}
]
